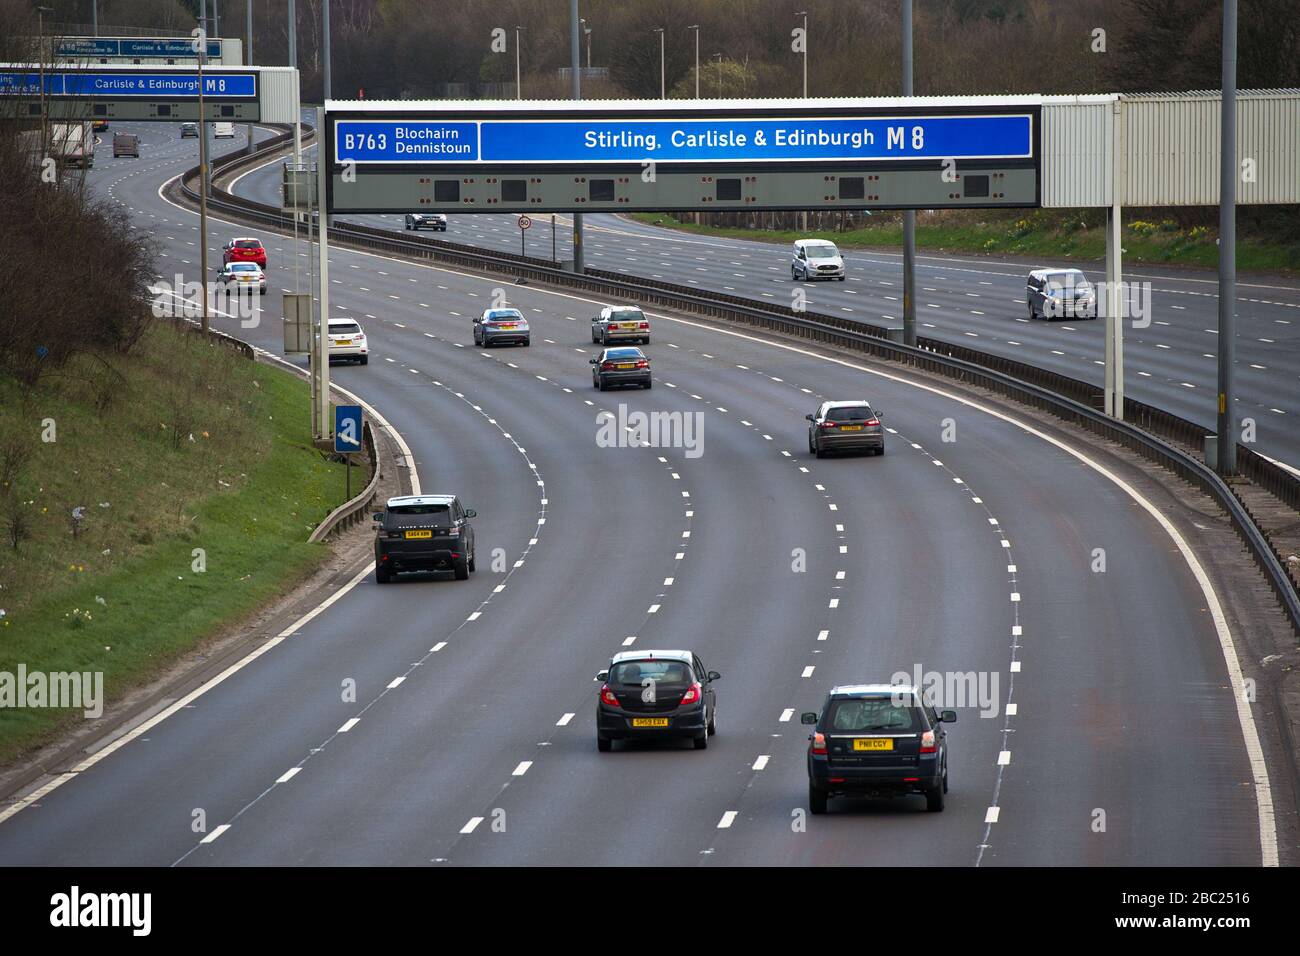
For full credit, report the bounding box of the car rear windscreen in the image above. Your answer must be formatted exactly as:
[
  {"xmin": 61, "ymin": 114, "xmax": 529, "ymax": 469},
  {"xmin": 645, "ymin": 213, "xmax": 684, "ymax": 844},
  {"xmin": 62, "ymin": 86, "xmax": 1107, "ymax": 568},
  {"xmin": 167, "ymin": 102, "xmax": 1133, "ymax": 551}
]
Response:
[
  {"xmin": 826, "ymin": 697, "xmax": 919, "ymax": 732},
  {"xmin": 606, "ymin": 348, "xmax": 642, "ymax": 359},
  {"xmin": 610, "ymin": 309, "xmax": 644, "ymax": 322},
  {"xmin": 235, "ymin": 240, "xmax": 262, "ymax": 249},
  {"xmin": 386, "ymin": 504, "xmax": 451, "ymax": 527},
  {"xmin": 612, "ymin": 660, "xmax": 691, "ymax": 684},
  {"xmin": 330, "ymin": 322, "xmax": 361, "ymax": 334},
  {"xmin": 826, "ymin": 406, "xmax": 873, "ymax": 422}
]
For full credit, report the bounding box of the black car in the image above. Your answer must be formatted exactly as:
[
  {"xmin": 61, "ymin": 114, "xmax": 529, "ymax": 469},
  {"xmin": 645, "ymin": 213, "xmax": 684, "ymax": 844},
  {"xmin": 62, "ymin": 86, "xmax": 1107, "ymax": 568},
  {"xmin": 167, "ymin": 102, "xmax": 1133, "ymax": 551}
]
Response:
[
  {"xmin": 596, "ymin": 650, "xmax": 720, "ymax": 751},
  {"xmin": 405, "ymin": 212, "xmax": 447, "ymax": 231},
  {"xmin": 591, "ymin": 346, "xmax": 651, "ymax": 391},
  {"xmin": 803, "ymin": 684, "xmax": 954, "ymax": 814},
  {"xmin": 372, "ymin": 494, "xmax": 476, "ymax": 583}
]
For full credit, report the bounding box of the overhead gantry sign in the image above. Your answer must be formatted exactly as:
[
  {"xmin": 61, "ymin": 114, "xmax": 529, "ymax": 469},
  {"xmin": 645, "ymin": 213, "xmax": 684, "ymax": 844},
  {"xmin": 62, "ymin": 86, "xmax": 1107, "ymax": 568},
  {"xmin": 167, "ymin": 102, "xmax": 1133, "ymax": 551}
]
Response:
[{"xmin": 324, "ymin": 97, "xmax": 1042, "ymax": 214}]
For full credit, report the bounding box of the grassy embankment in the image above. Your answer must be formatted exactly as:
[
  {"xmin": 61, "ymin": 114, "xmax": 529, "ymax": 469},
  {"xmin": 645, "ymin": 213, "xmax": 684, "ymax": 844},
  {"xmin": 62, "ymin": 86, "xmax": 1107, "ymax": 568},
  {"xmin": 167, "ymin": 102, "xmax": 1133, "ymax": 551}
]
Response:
[
  {"xmin": 627, "ymin": 210, "xmax": 1299, "ymax": 273},
  {"xmin": 0, "ymin": 325, "xmax": 359, "ymax": 763}
]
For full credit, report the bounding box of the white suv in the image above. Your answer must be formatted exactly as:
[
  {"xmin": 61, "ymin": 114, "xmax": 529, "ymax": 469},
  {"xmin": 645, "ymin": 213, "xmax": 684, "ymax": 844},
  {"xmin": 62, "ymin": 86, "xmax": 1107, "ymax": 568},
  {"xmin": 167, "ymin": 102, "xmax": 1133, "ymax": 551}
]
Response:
[{"xmin": 792, "ymin": 239, "xmax": 846, "ymax": 281}]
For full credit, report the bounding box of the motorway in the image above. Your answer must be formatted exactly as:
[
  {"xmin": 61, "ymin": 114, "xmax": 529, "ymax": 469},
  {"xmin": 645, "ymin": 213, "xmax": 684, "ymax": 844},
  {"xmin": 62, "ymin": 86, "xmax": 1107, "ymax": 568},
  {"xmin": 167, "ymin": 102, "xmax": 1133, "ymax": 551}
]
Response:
[
  {"xmin": 0, "ymin": 121, "xmax": 1283, "ymax": 866},
  {"xmin": 232, "ymin": 134, "xmax": 1300, "ymax": 468}
]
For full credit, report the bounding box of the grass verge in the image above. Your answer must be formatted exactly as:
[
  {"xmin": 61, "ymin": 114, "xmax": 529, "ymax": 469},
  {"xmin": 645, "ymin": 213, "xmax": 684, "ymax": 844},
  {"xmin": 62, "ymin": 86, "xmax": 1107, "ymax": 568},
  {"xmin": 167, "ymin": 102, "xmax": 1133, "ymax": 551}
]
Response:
[
  {"xmin": 626, "ymin": 210, "xmax": 1300, "ymax": 273},
  {"xmin": 0, "ymin": 324, "xmax": 360, "ymax": 764}
]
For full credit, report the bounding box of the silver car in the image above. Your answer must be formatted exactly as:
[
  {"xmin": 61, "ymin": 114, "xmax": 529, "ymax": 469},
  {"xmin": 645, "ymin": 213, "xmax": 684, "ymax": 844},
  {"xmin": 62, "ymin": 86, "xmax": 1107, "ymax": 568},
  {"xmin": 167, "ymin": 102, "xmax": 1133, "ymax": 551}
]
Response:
[
  {"xmin": 216, "ymin": 261, "xmax": 267, "ymax": 295},
  {"xmin": 592, "ymin": 304, "xmax": 650, "ymax": 345},
  {"xmin": 806, "ymin": 401, "xmax": 885, "ymax": 457},
  {"xmin": 474, "ymin": 307, "xmax": 530, "ymax": 347}
]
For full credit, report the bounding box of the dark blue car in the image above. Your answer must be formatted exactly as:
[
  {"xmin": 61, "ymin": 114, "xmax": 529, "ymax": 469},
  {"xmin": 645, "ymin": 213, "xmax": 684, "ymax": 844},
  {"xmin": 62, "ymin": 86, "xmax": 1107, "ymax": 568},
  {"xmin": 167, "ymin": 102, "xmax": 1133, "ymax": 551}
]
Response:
[{"xmin": 803, "ymin": 684, "xmax": 954, "ymax": 814}]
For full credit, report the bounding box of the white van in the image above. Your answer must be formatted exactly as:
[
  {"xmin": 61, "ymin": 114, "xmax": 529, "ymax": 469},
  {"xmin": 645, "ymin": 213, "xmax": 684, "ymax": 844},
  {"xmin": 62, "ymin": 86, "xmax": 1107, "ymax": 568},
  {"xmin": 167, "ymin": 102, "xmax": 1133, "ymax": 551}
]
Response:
[
  {"xmin": 213, "ymin": 122, "xmax": 236, "ymax": 139},
  {"xmin": 792, "ymin": 239, "xmax": 846, "ymax": 281}
]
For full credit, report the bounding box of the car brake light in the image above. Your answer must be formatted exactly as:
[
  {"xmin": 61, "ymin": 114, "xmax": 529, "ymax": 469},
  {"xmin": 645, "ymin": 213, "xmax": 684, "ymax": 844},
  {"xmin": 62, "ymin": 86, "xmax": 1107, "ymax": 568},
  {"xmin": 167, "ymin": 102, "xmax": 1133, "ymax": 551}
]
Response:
[
  {"xmin": 680, "ymin": 683, "xmax": 701, "ymax": 705},
  {"xmin": 634, "ymin": 360, "xmax": 648, "ymax": 369},
  {"xmin": 600, "ymin": 685, "xmax": 620, "ymax": 707},
  {"xmin": 601, "ymin": 361, "xmax": 615, "ymax": 370},
  {"xmin": 920, "ymin": 730, "xmax": 937, "ymax": 753},
  {"xmin": 865, "ymin": 419, "xmax": 880, "ymax": 426},
  {"xmin": 820, "ymin": 422, "xmax": 837, "ymax": 429},
  {"xmin": 810, "ymin": 732, "xmax": 827, "ymax": 755},
  {"xmin": 445, "ymin": 525, "xmax": 460, "ymax": 537},
  {"xmin": 639, "ymin": 322, "xmax": 649, "ymax": 329}
]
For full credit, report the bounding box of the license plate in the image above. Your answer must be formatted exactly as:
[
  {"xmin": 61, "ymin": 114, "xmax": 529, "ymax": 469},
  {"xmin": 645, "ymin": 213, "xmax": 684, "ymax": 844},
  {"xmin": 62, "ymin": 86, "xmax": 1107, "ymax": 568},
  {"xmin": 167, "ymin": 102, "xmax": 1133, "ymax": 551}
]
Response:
[
  {"xmin": 616, "ymin": 363, "xmax": 635, "ymax": 369},
  {"xmin": 840, "ymin": 425, "xmax": 863, "ymax": 431},
  {"xmin": 403, "ymin": 529, "xmax": 432, "ymax": 539},
  {"xmin": 333, "ymin": 339, "xmax": 350, "ymax": 345},
  {"xmin": 499, "ymin": 324, "xmax": 516, "ymax": 329},
  {"xmin": 853, "ymin": 738, "xmax": 893, "ymax": 751},
  {"xmin": 631, "ymin": 717, "xmax": 669, "ymax": 728}
]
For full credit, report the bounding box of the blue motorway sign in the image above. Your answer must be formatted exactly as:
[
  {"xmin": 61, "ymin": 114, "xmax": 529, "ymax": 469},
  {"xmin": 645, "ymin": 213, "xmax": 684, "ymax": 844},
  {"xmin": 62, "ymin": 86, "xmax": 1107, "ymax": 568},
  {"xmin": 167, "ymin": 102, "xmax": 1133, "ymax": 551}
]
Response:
[
  {"xmin": 0, "ymin": 71, "xmax": 256, "ymax": 98},
  {"xmin": 334, "ymin": 113, "xmax": 1032, "ymax": 165},
  {"xmin": 55, "ymin": 38, "xmax": 223, "ymax": 59},
  {"xmin": 334, "ymin": 405, "xmax": 363, "ymax": 454}
]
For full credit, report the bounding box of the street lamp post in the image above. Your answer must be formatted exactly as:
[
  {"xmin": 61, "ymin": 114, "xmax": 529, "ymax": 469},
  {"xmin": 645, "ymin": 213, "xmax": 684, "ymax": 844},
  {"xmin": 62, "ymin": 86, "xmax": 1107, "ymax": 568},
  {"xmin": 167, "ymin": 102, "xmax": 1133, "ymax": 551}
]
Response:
[
  {"xmin": 196, "ymin": 21, "xmax": 211, "ymax": 336},
  {"xmin": 515, "ymin": 26, "xmax": 524, "ymax": 99},
  {"xmin": 797, "ymin": 10, "xmax": 808, "ymax": 230},
  {"xmin": 712, "ymin": 53, "xmax": 722, "ymax": 97},
  {"xmin": 581, "ymin": 19, "xmax": 592, "ymax": 70},
  {"xmin": 36, "ymin": 6, "xmax": 53, "ymax": 154},
  {"xmin": 687, "ymin": 25, "xmax": 699, "ymax": 98},
  {"xmin": 244, "ymin": 0, "xmax": 254, "ymax": 154},
  {"xmin": 654, "ymin": 28, "xmax": 665, "ymax": 98},
  {"xmin": 796, "ymin": 10, "xmax": 807, "ymax": 96}
]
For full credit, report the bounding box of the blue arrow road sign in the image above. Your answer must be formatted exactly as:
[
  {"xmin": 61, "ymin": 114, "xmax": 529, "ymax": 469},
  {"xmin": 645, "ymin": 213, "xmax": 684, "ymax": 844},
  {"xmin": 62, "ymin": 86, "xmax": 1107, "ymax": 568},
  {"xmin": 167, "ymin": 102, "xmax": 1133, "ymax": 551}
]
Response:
[
  {"xmin": 0, "ymin": 71, "xmax": 257, "ymax": 98},
  {"xmin": 333, "ymin": 112, "xmax": 1032, "ymax": 165},
  {"xmin": 335, "ymin": 405, "xmax": 363, "ymax": 454}
]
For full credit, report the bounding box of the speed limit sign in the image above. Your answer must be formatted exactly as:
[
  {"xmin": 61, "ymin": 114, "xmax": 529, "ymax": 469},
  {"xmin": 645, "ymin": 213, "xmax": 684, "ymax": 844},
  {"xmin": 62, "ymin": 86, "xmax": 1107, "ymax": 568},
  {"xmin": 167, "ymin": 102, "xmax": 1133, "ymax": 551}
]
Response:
[{"xmin": 518, "ymin": 215, "xmax": 532, "ymax": 230}]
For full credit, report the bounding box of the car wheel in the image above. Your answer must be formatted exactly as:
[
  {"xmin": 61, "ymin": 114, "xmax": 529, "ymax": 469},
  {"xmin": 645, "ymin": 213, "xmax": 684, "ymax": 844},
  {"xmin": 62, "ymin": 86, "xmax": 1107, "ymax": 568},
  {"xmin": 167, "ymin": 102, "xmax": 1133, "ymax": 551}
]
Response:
[
  {"xmin": 468, "ymin": 551, "xmax": 476, "ymax": 572},
  {"xmin": 693, "ymin": 732, "xmax": 708, "ymax": 750},
  {"xmin": 707, "ymin": 707, "xmax": 716, "ymax": 736},
  {"xmin": 642, "ymin": 337, "xmax": 650, "ymax": 345},
  {"xmin": 453, "ymin": 560, "xmax": 470, "ymax": 581},
  {"xmin": 375, "ymin": 564, "xmax": 391, "ymax": 584},
  {"xmin": 592, "ymin": 331, "xmax": 600, "ymax": 343},
  {"xmin": 360, "ymin": 357, "xmax": 368, "ymax": 365},
  {"xmin": 1027, "ymin": 302, "xmax": 1036, "ymax": 320},
  {"xmin": 597, "ymin": 378, "xmax": 606, "ymax": 391},
  {"xmin": 643, "ymin": 379, "xmax": 652, "ymax": 390},
  {"xmin": 943, "ymin": 764, "xmax": 949, "ymax": 794},
  {"xmin": 597, "ymin": 736, "xmax": 612, "ymax": 753},
  {"xmin": 815, "ymin": 444, "xmax": 827, "ymax": 459},
  {"xmin": 925, "ymin": 783, "xmax": 945, "ymax": 812},
  {"xmin": 808, "ymin": 431, "xmax": 815, "ymax": 454},
  {"xmin": 876, "ymin": 444, "xmax": 884, "ymax": 456},
  {"xmin": 522, "ymin": 338, "xmax": 530, "ymax": 347},
  {"xmin": 838, "ymin": 276, "xmax": 846, "ymax": 282},
  {"xmin": 809, "ymin": 784, "xmax": 828, "ymax": 815},
  {"xmin": 792, "ymin": 266, "xmax": 800, "ymax": 281}
]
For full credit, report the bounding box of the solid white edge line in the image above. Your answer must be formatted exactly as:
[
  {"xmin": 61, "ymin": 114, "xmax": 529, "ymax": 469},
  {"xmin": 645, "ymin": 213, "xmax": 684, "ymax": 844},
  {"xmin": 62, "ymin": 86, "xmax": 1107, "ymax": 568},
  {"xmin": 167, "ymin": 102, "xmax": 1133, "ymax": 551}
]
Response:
[{"xmin": 157, "ymin": 169, "xmax": 1277, "ymax": 865}]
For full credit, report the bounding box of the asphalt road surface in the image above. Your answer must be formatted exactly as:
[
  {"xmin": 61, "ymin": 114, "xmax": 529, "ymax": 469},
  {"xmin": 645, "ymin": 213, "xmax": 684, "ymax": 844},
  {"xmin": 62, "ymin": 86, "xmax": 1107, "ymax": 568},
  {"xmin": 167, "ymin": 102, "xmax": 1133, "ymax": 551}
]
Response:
[{"xmin": 0, "ymin": 121, "xmax": 1277, "ymax": 867}]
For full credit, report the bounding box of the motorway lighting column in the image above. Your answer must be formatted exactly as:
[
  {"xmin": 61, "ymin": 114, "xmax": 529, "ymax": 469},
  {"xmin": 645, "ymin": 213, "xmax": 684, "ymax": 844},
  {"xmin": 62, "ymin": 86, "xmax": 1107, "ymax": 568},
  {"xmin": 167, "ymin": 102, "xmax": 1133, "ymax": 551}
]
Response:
[
  {"xmin": 901, "ymin": 0, "xmax": 917, "ymax": 347},
  {"xmin": 1217, "ymin": 0, "xmax": 1238, "ymax": 474},
  {"xmin": 571, "ymin": 0, "xmax": 584, "ymax": 273}
]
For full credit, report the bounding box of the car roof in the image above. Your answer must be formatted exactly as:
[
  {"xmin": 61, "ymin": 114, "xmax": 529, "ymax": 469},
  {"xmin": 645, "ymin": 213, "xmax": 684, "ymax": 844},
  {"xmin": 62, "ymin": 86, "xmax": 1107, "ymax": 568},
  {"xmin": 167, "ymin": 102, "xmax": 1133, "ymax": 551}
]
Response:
[
  {"xmin": 327, "ymin": 317, "xmax": 360, "ymax": 325},
  {"xmin": 829, "ymin": 683, "xmax": 920, "ymax": 698},
  {"xmin": 610, "ymin": 649, "xmax": 694, "ymax": 665},
  {"xmin": 821, "ymin": 399, "xmax": 872, "ymax": 409},
  {"xmin": 231, "ymin": 237, "xmax": 262, "ymax": 243},
  {"xmin": 228, "ymin": 262, "xmax": 260, "ymax": 269},
  {"xmin": 795, "ymin": 238, "xmax": 837, "ymax": 247},
  {"xmin": 486, "ymin": 307, "xmax": 522, "ymax": 314},
  {"xmin": 605, "ymin": 303, "xmax": 644, "ymax": 310},
  {"xmin": 1030, "ymin": 267, "xmax": 1085, "ymax": 277},
  {"xmin": 385, "ymin": 494, "xmax": 456, "ymax": 508}
]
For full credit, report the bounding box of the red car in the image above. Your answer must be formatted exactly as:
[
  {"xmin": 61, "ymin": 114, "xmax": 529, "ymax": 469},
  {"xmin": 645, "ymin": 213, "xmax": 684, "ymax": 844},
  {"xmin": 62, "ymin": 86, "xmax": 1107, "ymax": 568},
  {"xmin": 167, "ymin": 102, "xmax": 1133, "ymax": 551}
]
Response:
[{"xmin": 223, "ymin": 237, "xmax": 267, "ymax": 269}]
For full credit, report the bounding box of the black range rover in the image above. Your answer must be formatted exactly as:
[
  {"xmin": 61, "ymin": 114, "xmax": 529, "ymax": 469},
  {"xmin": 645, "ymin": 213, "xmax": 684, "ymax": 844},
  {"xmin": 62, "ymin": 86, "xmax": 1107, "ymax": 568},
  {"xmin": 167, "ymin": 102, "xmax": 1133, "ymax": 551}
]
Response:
[{"xmin": 373, "ymin": 495, "xmax": 476, "ymax": 583}]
